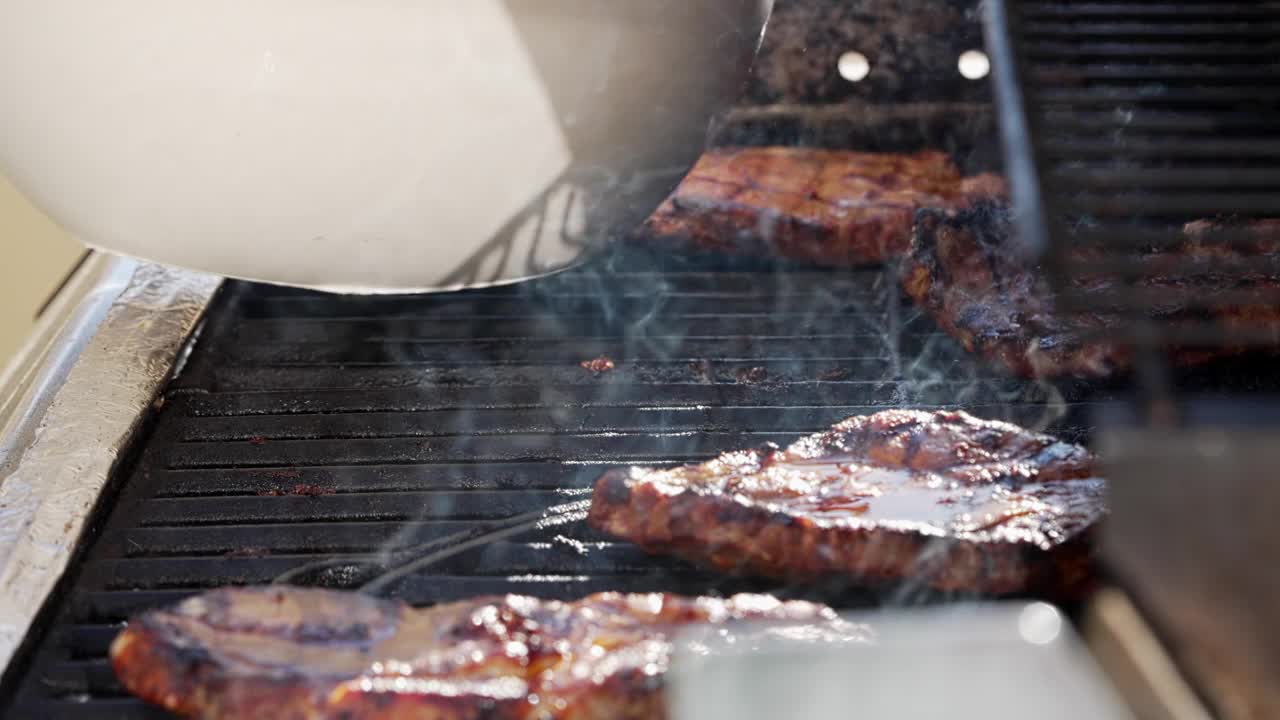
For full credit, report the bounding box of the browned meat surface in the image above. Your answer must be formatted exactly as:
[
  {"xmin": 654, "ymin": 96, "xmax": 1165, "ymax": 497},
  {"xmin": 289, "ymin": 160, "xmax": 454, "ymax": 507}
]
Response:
[
  {"xmin": 902, "ymin": 204, "xmax": 1280, "ymax": 379},
  {"xmin": 590, "ymin": 409, "xmax": 1104, "ymax": 595},
  {"xmin": 111, "ymin": 587, "xmax": 865, "ymax": 720},
  {"xmin": 902, "ymin": 203, "xmax": 1128, "ymax": 378},
  {"xmin": 638, "ymin": 147, "xmax": 1005, "ymax": 266},
  {"xmin": 1184, "ymin": 217, "xmax": 1280, "ymax": 247}
]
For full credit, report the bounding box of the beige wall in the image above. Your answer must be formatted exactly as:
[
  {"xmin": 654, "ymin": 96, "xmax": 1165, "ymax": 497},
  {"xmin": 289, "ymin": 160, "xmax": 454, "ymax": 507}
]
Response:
[{"xmin": 0, "ymin": 176, "xmax": 85, "ymax": 369}]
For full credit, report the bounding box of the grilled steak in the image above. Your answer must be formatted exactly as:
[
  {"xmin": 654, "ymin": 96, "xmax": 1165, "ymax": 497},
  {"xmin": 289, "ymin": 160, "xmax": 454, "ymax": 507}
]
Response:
[
  {"xmin": 902, "ymin": 203, "xmax": 1127, "ymax": 378},
  {"xmin": 111, "ymin": 587, "xmax": 865, "ymax": 720},
  {"xmin": 589, "ymin": 409, "xmax": 1104, "ymax": 595},
  {"xmin": 903, "ymin": 204, "xmax": 1280, "ymax": 379},
  {"xmin": 638, "ymin": 146, "xmax": 1005, "ymax": 266}
]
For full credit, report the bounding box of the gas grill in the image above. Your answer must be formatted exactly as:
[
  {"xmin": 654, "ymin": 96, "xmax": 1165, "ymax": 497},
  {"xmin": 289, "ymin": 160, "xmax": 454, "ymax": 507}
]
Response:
[
  {"xmin": 1, "ymin": 0, "xmax": 1278, "ymax": 718},
  {"xmin": 1, "ymin": 245, "xmax": 1088, "ymax": 718}
]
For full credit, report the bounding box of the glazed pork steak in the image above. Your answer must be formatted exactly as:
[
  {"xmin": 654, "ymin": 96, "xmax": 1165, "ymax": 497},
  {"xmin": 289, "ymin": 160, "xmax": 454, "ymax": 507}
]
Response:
[
  {"xmin": 902, "ymin": 203, "xmax": 1280, "ymax": 379},
  {"xmin": 111, "ymin": 587, "xmax": 865, "ymax": 720},
  {"xmin": 589, "ymin": 409, "xmax": 1105, "ymax": 595},
  {"xmin": 638, "ymin": 146, "xmax": 1005, "ymax": 267}
]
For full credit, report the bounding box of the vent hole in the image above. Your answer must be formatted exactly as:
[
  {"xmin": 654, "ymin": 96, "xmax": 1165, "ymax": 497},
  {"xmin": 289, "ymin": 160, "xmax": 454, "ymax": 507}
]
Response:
[
  {"xmin": 836, "ymin": 51, "xmax": 871, "ymax": 83},
  {"xmin": 958, "ymin": 50, "xmax": 990, "ymax": 80}
]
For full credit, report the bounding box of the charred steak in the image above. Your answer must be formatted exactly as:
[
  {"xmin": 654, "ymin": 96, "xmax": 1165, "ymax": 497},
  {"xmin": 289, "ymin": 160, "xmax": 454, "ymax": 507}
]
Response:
[
  {"xmin": 111, "ymin": 587, "xmax": 865, "ymax": 719},
  {"xmin": 902, "ymin": 204, "xmax": 1280, "ymax": 379},
  {"xmin": 901, "ymin": 203, "xmax": 1128, "ymax": 379},
  {"xmin": 589, "ymin": 409, "xmax": 1104, "ymax": 595},
  {"xmin": 638, "ymin": 146, "xmax": 1005, "ymax": 266}
]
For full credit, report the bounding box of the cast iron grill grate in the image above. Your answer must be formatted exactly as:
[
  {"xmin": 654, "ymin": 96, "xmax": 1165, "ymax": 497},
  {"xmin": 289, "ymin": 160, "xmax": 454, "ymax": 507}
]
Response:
[
  {"xmin": 989, "ymin": 0, "xmax": 1280, "ymax": 351},
  {"xmin": 0, "ymin": 247, "xmax": 1083, "ymax": 719}
]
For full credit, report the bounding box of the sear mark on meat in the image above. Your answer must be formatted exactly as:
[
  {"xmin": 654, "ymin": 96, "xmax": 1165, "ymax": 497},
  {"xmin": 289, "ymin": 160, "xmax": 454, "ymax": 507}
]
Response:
[
  {"xmin": 902, "ymin": 203, "xmax": 1280, "ymax": 379},
  {"xmin": 110, "ymin": 587, "xmax": 867, "ymax": 719},
  {"xmin": 589, "ymin": 409, "xmax": 1105, "ymax": 596},
  {"xmin": 637, "ymin": 146, "xmax": 1006, "ymax": 267}
]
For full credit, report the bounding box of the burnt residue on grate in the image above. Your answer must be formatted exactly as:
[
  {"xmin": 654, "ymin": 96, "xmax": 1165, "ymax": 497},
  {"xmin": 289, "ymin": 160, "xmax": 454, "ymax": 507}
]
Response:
[{"xmin": 0, "ymin": 248, "xmax": 1091, "ymax": 718}]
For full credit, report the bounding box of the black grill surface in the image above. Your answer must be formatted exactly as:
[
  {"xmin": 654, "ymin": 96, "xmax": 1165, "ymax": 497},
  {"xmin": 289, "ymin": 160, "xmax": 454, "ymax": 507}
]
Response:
[{"xmin": 1, "ymin": 247, "xmax": 1087, "ymax": 718}]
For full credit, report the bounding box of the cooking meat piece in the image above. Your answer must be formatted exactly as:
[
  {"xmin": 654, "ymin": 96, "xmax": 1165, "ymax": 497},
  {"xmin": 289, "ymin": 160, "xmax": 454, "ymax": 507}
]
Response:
[
  {"xmin": 903, "ymin": 204, "xmax": 1280, "ymax": 379},
  {"xmin": 902, "ymin": 202, "xmax": 1129, "ymax": 378},
  {"xmin": 590, "ymin": 409, "xmax": 1104, "ymax": 595},
  {"xmin": 638, "ymin": 147, "xmax": 1005, "ymax": 266},
  {"xmin": 1184, "ymin": 217, "xmax": 1280, "ymax": 248},
  {"xmin": 111, "ymin": 587, "xmax": 865, "ymax": 720}
]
